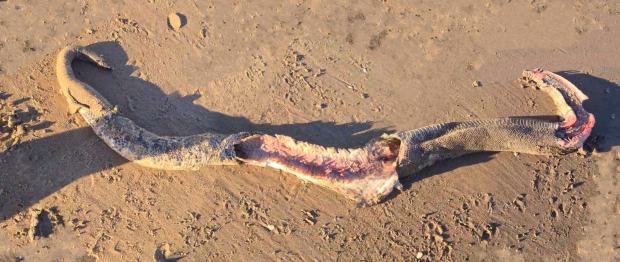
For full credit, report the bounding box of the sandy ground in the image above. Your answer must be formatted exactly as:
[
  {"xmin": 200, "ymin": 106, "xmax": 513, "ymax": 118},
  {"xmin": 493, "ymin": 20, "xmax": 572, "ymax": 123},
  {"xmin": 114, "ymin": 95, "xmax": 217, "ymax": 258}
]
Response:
[{"xmin": 0, "ymin": 0, "xmax": 619, "ymax": 261}]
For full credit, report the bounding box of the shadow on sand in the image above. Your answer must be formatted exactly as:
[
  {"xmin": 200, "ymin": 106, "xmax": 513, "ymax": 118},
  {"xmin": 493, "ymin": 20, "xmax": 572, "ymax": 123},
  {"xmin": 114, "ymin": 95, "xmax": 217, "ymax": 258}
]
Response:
[
  {"xmin": 385, "ymin": 70, "xmax": 620, "ymax": 201},
  {"xmin": 0, "ymin": 42, "xmax": 392, "ymax": 221},
  {"xmin": 2, "ymin": 42, "xmax": 619, "ymax": 220}
]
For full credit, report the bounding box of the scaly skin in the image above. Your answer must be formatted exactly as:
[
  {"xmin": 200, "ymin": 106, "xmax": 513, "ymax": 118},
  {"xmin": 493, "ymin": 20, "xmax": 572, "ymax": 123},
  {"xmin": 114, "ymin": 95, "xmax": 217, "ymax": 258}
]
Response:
[
  {"xmin": 56, "ymin": 45, "xmax": 250, "ymax": 170},
  {"xmin": 56, "ymin": 45, "xmax": 595, "ymax": 206}
]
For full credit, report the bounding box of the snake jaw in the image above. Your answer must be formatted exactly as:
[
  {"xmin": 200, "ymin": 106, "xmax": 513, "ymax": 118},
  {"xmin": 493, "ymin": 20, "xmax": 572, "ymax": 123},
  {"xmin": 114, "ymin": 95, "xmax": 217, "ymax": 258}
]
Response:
[
  {"xmin": 234, "ymin": 134, "xmax": 402, "ymax": 205},
  {"xmin": 522, "ymin": 69, "xmax": 595, "ymax": 150},
  {"xmin": 556, "ymin": 113, "xmax": 595, "ymax": 149}
]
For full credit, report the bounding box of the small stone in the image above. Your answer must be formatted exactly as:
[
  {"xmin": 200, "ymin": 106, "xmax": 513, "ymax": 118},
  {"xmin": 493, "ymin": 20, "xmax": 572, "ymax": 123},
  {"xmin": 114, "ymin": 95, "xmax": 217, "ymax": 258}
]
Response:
[
  {"xmin": 167, "ymin": 13, "xmax": 185, "ymax": 30},
  {"xmin": 416, "ymin": 252, "xmax": 424, "ymax": 259},
  {"xmin": 361, "ymin": 93, "xmax": 369, "ymax": 99},
  {"xmin": 611, "ymin": 113, "xmax": 616, "ymax": 120},
  {"xmin": 473, "ymin": 80, "xmax": 482, "ymax": 87},
  {"xmin": 604, "ymin": 87, "xmax": 611, "ymax": 94}
]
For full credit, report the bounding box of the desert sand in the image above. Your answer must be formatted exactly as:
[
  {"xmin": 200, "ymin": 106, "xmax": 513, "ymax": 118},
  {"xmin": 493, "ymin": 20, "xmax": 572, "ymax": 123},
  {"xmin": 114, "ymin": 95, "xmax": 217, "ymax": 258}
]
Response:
[{"xmin": 1, "ymin": 0, "xmax": 619, "ymax": 261}]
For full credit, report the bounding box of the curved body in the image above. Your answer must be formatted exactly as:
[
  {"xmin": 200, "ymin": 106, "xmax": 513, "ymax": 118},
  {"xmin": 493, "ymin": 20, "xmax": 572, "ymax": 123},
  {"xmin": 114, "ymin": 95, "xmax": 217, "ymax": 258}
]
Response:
[{"xmin": 56, "ymin": 45, "xmax": 594, "ymax": 205}]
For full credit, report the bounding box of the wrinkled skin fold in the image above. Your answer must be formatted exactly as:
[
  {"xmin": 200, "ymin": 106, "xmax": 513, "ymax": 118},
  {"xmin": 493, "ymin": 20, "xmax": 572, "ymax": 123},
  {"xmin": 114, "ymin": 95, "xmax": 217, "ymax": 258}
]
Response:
[{"xmin": 56, "ymin": 45, "xmax": 595, "ymax": 206}]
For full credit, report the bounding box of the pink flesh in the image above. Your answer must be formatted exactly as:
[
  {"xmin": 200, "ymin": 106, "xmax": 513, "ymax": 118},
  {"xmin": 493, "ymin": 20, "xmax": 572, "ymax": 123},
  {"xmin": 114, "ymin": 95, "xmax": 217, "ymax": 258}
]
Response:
[
  {"xmin": 233, "ymin": 70, "xmax": 594, "ymax": 204},
  {"xmin": 526, "ymin": 69, "xmax": 595, "ymax": 148},
  {"xmin": 234, "ymin": 135, "xmax": 402, "ymax": 205}
]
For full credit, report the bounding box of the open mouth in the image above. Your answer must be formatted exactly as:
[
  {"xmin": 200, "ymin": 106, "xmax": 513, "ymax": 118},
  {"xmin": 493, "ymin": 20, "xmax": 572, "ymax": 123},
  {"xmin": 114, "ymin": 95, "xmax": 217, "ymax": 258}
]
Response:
[{"xmin": 521, "ymin": 69, "xmax": 595, "ymax": 148}]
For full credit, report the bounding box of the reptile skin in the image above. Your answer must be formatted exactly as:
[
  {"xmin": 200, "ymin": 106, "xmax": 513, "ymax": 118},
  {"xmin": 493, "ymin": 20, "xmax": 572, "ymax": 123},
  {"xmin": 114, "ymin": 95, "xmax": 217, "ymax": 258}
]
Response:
[{"xmin": 56, "ymin": 45, "xmax": 594, "ymax": 205}]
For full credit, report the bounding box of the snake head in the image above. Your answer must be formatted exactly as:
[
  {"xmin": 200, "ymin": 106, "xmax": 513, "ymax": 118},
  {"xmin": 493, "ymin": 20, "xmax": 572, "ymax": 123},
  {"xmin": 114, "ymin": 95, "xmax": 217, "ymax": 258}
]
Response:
[{"xmin": 522, "ymin": 69, "xmax": 595, "ymax": 150}]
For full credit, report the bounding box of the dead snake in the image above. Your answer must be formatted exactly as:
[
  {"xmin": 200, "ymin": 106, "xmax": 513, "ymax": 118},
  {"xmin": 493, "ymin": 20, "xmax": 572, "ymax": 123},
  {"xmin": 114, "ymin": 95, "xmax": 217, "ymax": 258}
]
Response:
[{"xmin": 56, "ymin": 45, "xmax": 595, "ymax": 205}]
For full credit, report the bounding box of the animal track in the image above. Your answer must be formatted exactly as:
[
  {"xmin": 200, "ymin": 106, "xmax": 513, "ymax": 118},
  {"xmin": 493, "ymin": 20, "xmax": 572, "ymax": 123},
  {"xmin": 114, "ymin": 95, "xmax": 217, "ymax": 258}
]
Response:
[{"xmin": 0, "ymin": 92, "xmax": 44, "ymax": 152}]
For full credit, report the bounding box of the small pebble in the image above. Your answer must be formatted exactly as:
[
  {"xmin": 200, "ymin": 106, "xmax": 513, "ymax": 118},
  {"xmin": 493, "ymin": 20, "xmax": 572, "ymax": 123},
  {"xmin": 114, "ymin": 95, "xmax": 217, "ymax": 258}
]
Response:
[
  {"xmin": 473, "ymin": 80, "xmax": 482, "ymax": 87},
  {"xmin": 611, "ymin": 113, "xmax": 616, "ymax": 120},
  {"xmin": 167, "ymin": 13, "xmax": 184, "ymax": 30},
  {"xmin": 416, "ymin": 252, "xmax": 424, "ymax": 259}
]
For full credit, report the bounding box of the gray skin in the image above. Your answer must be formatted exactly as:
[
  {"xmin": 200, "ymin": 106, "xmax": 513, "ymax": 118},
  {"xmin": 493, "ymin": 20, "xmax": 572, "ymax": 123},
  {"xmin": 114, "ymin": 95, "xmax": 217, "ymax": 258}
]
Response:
[
  {"xmin": 389, "ymin": 69, "xmax": 595, "ymax": 177},
  {"xmin": 56, "ymin": 45, "xmax": 594, "ymax": 205},
  {"xmin": 56, "ymin": 46, "xmax": 252, "ymax": 170}
]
